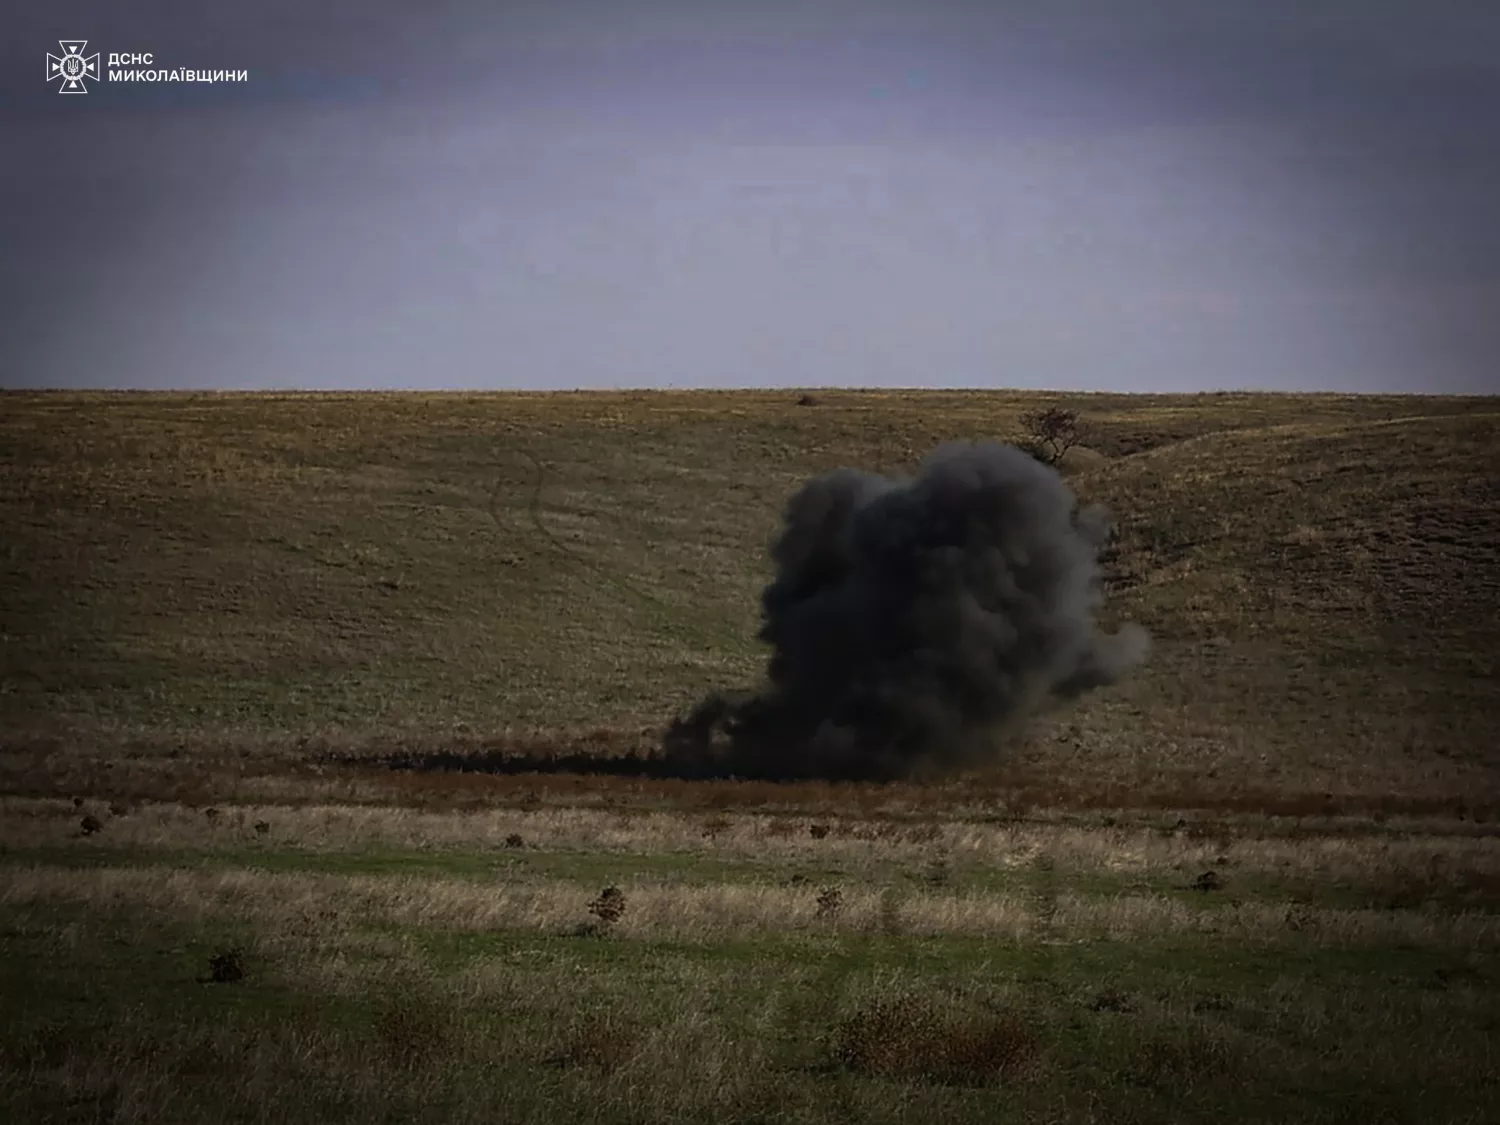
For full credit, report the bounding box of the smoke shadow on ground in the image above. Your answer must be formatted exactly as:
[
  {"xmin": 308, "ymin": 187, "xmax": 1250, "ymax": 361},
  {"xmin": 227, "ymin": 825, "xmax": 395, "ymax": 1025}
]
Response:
[{"xmin": 355, "ymin": 745, "xmax": 744, "ymax": 782}]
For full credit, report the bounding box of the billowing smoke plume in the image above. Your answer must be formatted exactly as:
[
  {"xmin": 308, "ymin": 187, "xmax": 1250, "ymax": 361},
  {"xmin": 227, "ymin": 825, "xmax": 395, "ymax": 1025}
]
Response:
[{"xmin": 664, "ymin": 441, "xmax": 1149, "ymax": 780}]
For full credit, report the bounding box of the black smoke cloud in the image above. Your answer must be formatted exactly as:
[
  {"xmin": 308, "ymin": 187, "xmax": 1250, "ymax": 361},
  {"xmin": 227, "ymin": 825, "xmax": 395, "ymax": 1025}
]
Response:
[{"xmin": 665, "ymin": 441, "xmax": 1149, "ymax": 780}]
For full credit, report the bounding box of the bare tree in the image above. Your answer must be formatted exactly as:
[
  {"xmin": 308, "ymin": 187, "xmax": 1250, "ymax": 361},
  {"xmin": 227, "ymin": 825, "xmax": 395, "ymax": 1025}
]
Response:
[{"xmin": 1019, "ymin": 406, "xmax": 1083, "ymax": 466}]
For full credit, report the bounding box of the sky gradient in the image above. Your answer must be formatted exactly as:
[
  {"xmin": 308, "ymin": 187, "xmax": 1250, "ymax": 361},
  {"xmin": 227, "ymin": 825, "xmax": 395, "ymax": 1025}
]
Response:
[{"xmin": 4, "ymin": 1, "xmax": 1498, "ymax": 393}]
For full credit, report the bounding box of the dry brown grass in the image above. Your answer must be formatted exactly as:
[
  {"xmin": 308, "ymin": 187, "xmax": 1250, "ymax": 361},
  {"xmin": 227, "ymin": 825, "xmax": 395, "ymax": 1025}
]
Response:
[
  {"xmin": 831, "ymin": 994, "xmax": 1039, "ymax": 1086},
  {"xmin": 548, "ymin": 1012, "xmax": 644, "ymax": 1073},
  {"xmin": 2, "ymin": 389, "xmax": 1496, "ymax": 816},
  {"xmin": 4, "ymin": 860, "xmax": 1495, "ymax": 952},
  {"xmin": 6, "ymin": 796, "xmax": 1497, "ymax": 895}
]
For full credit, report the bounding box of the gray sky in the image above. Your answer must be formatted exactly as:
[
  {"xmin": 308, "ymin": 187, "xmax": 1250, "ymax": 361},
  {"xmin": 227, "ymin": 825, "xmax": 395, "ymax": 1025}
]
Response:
[{"xmin": 4, "ymin": 1, "xmax": 1498, "ymax": 392}]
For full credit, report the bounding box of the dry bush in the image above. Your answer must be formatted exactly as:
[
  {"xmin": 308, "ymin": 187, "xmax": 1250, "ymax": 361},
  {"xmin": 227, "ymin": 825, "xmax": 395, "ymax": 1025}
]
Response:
[
  {"xmin": 207, "ymin": 948, "xmax": 247, "ymax": 984},
  {"xmin": 587, "ymin": 886, "xmax": 627, "ymax": 928},
  {"xmin": 1088, "ymin": 988, "xmax": 1135, "ymax": 1013},
  {"xmin": 831, "ymin": 995, "xmax": 1038, "ymax": 1086},
  {"xmin": 550, "ymin": 1012, "xmax": 642, "ymax": 1073},
  {"xmin": 1019, "ymin": 406, "xmax": 1083, "ymax": 465},
  {"xmin": 372, "ymin": 994, "xmax": 453, "ymax": 1068},
  {"xmin": 1126, "ymin": 1030, "xmax": 1240, "ymax": 1090},
  {"xmin": 878, "ymin": 888, "xmax": 904, "ymax": 936},
  {"xmin": 1284, "ymin": 903, "xmax": 1316, "ymax": 932},
  {"xmin": 3, "ymin": 1020, "xmax": 88, "ymax": 1071}
]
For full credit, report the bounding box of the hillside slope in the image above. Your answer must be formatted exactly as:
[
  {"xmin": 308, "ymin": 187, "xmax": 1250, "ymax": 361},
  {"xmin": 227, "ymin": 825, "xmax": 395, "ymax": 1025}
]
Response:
[
  {"xmin": 1030, "ymin": 410, "xmax": 1499, "ymax": 802},
  {"xmin": 1, "ymin": 391, "xmax": 1495, "ymax": 808}
]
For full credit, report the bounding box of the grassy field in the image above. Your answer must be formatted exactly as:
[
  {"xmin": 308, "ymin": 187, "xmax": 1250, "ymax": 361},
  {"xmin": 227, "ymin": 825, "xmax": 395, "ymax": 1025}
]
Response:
[{"xmin": 2, "ymin": 389, "xmax": 1497, "ymax": 1122}]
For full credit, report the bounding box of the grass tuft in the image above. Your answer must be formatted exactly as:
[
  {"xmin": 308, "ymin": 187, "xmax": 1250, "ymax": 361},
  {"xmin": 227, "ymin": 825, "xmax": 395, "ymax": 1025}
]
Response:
[
  {"xmin": 372, "ymin": 994, "xmax": 454, "ymax": 1068},
  {"xmin": 587, "ymin": 886, "xmax": 627, "ymax": 929},
  {"xmin": 206, "ymin": 947, "xmax": 247, "ymax": 984},
  {"xmin": 830, "ymin": 996, "xmax": 1039, "ymax": 1086},
  {"xmin": 550, "ymin": 1013, "xmax": 642, "ymax": 1073}
]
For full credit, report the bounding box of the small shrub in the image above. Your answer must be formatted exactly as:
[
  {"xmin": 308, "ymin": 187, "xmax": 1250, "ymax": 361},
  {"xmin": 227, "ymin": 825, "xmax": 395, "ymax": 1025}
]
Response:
[
  {"xmin": 1126, "ymin": 1031, "xmax": 1237, "ymax": 1090},
  {"xmin": 808, "ymin": 823, "xmax": 830, "ymax": 840},
  {"xmin": 253, "ymin": 820, "xmax": 270, "ymax": 836},
  {"xmin": 878, "ymin": 888, "xmax": 904, "ymax": 935},
  {"xmin": 1019, "ymin": 406, "xmax": 1083, "ymax": 466},
  {"xmin": 373, "ymin": 995, "xmax": 452, "ymax": 1067},
  {"xmin": 1284, "ymin": 903, "xmax": 1315, "ymax": 932},
  {"xmin": 816, "ymin": 886, "xmax": 843, "ymax": 919},
  {"xmin": 504, "ymin": 832, "xmax": 524, "ymax": 849},
  {"xmin": 551, "ymin": 1013, "xmax": 641, "ymax": 1072},
  {"xmin": 1088, "ymin": 988, "xmax": 1134, "ymax": 1013},
  {"xmin": 204, "ymin": 807, "xmax": 221, "ymax": 821},
  {"xmin": 10, "ymin": 1021, "xmax": 80, "ymax": 1070},
  {"xmin": 588, "ymin": 886, "xmax": 626, "ymax": 928},
  {"xmin": 832, "ymin": 996, "xmax": 1037, "ymax": 1086},
  {"xmin": 904, "ymin": 823, "xmax": 942, "ymax": 845},
  {"xmin": 207, "ymin": 948, "xmax": 247, "ymax": 984}
]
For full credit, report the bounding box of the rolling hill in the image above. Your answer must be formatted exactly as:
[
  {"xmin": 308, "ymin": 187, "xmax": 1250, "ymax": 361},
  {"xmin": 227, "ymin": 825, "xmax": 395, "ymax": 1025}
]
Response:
[{"xmin": 2, "ymin": 389, "xmax": 1495, "ymax": 813}]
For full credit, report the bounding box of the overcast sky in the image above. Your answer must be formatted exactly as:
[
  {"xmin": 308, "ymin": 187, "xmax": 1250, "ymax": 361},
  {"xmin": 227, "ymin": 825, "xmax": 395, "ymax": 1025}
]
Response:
[{"xmin": 4, "ymin": 1, "xmax": 1498, "ymax": 393}]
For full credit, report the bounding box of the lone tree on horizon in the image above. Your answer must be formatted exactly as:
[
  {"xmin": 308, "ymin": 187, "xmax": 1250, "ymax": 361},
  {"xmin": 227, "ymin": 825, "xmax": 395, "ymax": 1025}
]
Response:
[{"xmin": 1020, "ymin": 406, "xmax": 1084, "ymax": 466}]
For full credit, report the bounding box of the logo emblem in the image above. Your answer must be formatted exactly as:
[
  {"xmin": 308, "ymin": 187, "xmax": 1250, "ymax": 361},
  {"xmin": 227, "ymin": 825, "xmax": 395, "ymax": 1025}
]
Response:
[{"xmin": 47, "ymin": 40, "xmax": 100, "ymax": 94}]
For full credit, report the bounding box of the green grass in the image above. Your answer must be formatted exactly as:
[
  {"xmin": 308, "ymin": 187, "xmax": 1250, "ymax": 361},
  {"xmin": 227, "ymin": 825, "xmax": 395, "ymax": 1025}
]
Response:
[
  {"xmin": 2, "ymin": 833, "xmax": 1495, "ymax": 1124},
  {"xmin": 2, "ymin": 388, "xmax": 1498, "ymax": 1121}
]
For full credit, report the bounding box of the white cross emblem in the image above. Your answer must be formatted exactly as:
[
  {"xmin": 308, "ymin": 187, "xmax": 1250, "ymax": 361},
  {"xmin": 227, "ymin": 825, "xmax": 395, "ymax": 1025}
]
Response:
[{"xmin": 47, "ymin": 40, "xmax": 100, "ymax": 94}]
